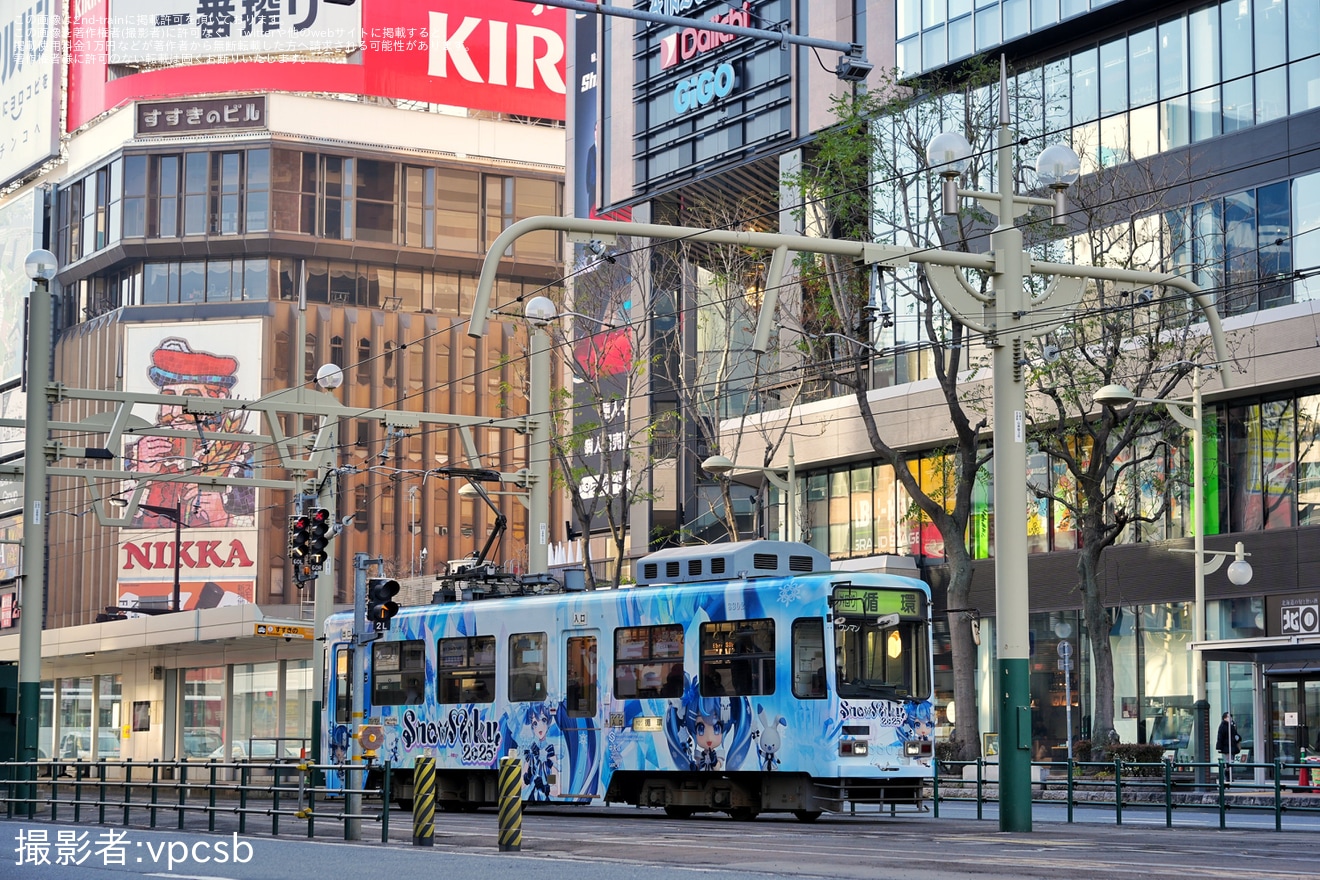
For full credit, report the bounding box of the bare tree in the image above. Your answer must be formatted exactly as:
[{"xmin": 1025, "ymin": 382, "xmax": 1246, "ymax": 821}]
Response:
[
  {"xmin": 1020, "ymin": 134, "xmax": 1217, "ymax": 743},
  {"xmin": 647, "ymin": 193, "xmax": 810, "ymax": 544},
  {"xmin": 784, "ymin": 59, "xmax": 1006, "ymax": 761},
  {"xmin": 540, "ymin": 241, "xmax": 669, "ymax": 587}
]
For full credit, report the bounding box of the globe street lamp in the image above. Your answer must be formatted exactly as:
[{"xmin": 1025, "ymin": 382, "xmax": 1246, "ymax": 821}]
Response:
[
  {"xmin": 700, "ymin": 442, "xmax": 797, "ymax": 542},
  {"xmin": 1094, "ymin": 368, "xmax": 1252, "ymax": 783},
  {"xmin": 17, "ymin": 249, "xmax": 57, "ymax": 769}
]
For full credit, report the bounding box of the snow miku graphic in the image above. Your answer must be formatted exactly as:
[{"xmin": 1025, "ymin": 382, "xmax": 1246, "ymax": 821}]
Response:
[
  {"xmin": 520, "ymin": 700, "xmax": 559, "ymax": 800},
  {"xmin": 664, "ymin": 676, "xmax": 753, "ymax": 771},
  {"xmin": 503, "ymin": 698, "xmax": 602, "ymax": 802},
  {"xmin": 897, "ymin": 700, "xmax": 935, "ymax": 745}
]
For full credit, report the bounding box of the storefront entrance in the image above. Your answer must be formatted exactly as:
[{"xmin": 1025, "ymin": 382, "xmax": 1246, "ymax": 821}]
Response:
[{"xmin": 1266, "ymin": 676, "xmax": 1320, "ymax": 778}]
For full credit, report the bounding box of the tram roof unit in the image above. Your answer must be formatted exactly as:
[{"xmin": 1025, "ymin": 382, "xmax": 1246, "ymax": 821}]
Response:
[{"xmin": 633, "ymin": 540, "xmax": 830, "ymax": 586}]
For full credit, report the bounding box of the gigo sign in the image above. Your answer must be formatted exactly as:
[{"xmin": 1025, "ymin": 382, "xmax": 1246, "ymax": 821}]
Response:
[{"xmin": 673, "ymin": 62, "xmax": 735, "ymax": 113}]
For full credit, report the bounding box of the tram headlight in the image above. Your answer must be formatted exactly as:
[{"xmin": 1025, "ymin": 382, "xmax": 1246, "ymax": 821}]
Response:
[
  {"xmin": 904, "ymin": 741, "xmax": 921, "ymax": 757},
  {"xmin": 839, "ymin": 740, "xmax": 869, "ymax": 757}
]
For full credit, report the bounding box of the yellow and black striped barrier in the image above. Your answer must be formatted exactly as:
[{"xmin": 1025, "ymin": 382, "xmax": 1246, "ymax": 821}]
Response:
[
  {"xmin": 497, "ymin": 756, "xmax": 522, "ymax": 852},
  {"xmin": 412, "ymin": 756, "xmax": 436, "ymax": 847}
]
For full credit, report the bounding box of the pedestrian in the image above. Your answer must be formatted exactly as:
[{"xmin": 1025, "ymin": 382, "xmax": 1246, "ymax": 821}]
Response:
[{"xmin": 1216, "ymin": 711, "xmax": 1243, "ymax": 782}]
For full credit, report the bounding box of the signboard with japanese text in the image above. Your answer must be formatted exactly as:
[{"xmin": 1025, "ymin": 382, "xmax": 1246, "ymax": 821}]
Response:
[
  {"xmin": 135, "ymin": 95, "xmax": 267, "ymax": 137},
  {"xmin": 70, "ymin": 0, "xmax": 567, "ymax": 130},
  {"xmin": 107, "ymin": 0, "xmax": 363, "ymax": 65},
  {"xmin": 0, "ymin": 0, "xmax": 61, "ymax": 187}
]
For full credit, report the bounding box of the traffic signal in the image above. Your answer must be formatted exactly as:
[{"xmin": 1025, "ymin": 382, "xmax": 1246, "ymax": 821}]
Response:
[
  {"xmin": 366, "ymin": 578, "xmax": 400, "ymax": 628},
  {"xmin": 308, "ymin": 508, "xmax": 333, "ymax": 567},
  {"xmin": 288, "ymin": 514, "xmax": 311, "ymax": 561}
]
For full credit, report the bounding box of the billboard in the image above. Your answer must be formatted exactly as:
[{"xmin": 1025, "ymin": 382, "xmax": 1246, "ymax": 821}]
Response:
[
  {"xmin": 117, "ymin": 527, "xmax": 257, "ymax": 611},
  {"xmin": 631, "ymin": 0, "xmax": 791, "ymax": 192},
  {"xmin": 0, "ymin": 187, "xmax": 39, "ymax": 388},
  {"xmin": 70, "ymin": 0, "xmax": 567, "ymax": 130},
  {"xmin": 108, "ymin": 0, "xmax": 362, "ymax": 65},
  {"xmin": 119, "ymin": 320, "xmax": 263, "ymax": 603},
  {"xmin": 0, "ymin": 0, "xmax": 61, "ymax": 186}
]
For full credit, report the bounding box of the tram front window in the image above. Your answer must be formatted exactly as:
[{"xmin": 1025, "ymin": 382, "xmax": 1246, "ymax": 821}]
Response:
[{"xmin": 832, "ymin": 586, "xmax": 929, "ymax": 701}]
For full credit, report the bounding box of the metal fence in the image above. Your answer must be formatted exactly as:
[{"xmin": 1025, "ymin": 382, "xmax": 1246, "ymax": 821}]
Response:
[
  {"xmin": 0, "ymin": 759, "xmax": 393, "ymax": 841},
  {"xmin": 932, "ymin": 758, "xmax": 1320, "ymax": 830}
]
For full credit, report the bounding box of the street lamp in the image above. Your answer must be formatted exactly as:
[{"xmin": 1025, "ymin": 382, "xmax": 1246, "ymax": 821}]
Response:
[
  {"xmin": 700, "ymin": 442, "xmax": 797, "ymax": 542},
  {"xmin": 523, "ymin": 298, "xmax": 555, "ymax": 574},
  {"xmin": 112, "ymin": 498, "xmax": 186, "ymax": 612},
  {"xmin": 18, "ymin": 248, "xmax": 57, "ymax": 764},
  {"xmin": 1094, "ymin": 368, "xmax": 1252, "ymax": 782},
  {"xmin": 923, "ymin": 60, "xmax": 1082, "ymax": 832}
]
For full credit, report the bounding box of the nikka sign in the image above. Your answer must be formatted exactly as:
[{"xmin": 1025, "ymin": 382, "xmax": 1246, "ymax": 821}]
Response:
[{"xmin": 119, "ymin": 528, "xmax": 257, "ymax": 580}]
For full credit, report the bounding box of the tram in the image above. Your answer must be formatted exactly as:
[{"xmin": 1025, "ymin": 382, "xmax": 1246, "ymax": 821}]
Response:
[{"xmin": 322, "ymin": 540, "xmax": 934, "ymax": 820}]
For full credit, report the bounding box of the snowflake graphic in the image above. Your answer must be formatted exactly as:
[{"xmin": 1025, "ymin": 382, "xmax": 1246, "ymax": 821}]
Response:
[{"xmin": 778, "ymin": 582, "xmax": 804, "ymax": 606}]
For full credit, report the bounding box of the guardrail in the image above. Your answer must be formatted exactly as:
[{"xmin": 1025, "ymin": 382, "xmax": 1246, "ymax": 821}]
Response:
[
  {"xmin": 931, "ymin": 757, "xmax": 1320, "ymax": 830},
  {"xmin": 0, "ymin": 759, "xmax": 394, "ymax": 841}
]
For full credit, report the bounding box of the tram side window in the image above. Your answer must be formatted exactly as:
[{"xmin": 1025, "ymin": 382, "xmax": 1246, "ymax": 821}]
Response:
[
  {"xmin": 438, "ymin": 635, "xmax": 496, "ymax": 704},
  {"xmin": 614, "ymin": 625, "xmax": 684, "ymax": 699},
  {"xmin": 334, "ymin": 647, "xmax": 352, "ymax": 723},
  {"xmin": 372, "ymin": 640, "xmax": 426, "ymax": 705},
  {"xmin": 699, "ymin": 619, "xmax": 775, "ymax": 697},
  {"xmin": 791, "ymin": 618, "xmax": 827, "ymax": 699},
  {"xmin": 508, "ymin": 632, "xmax": 548, "ymax": 702},
  {"xmin": 564, "ymin": 636, "xmax": 597, "ymax": 717}
]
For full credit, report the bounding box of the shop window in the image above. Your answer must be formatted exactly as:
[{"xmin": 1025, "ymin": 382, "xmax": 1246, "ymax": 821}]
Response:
[
  {"xmin": 700, "ymin": 619, "xmax": 775, "ymax": 697},
  {"xmin": 438, "ymin": 636, "xmax": 496, "ymax": 704},
  {"xmin": 182, "ymin": 667, "xmax": 224, "ymax": 758},
  {"xmin": 373, "ymin": 640, "xmax": 426, "ymax": 705},
  {"xmin": 231, "ymin": 662, "xmax": 279, "ymax": 759},
  {"xmin": 508, "ymin": 632, "xmax": 548, "ymax": 702},
  {"xmin": 94, "ymin": 676, "xmax": 122, "ymax": 758},
  {"xmin": 614, "ymin": 624, "xmax": 684, "ymax": 699}
]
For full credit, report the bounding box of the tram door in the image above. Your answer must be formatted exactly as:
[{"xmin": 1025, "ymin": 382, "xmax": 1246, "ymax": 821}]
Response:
[
  {"xmin": 561, "ymin": 632, "xmax": 601, "ymax": 798},
  {"xmin": 1267, "ymin": 676, "xmax": 1320, "ymax": 778}
]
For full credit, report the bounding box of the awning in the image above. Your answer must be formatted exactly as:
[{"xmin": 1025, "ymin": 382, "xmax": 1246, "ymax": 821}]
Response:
[{"xmin": 1190, "ymin": 634, "xmax": 1320, "ymax": 667}]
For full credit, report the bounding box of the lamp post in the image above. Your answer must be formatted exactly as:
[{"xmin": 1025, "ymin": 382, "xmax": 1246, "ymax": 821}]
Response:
[
  {"xmin": 18, "ymin": 248, "xmax": 57, "ymax": 764},
  {"xmin": 141, "ymin": 502, "xmax": 184, "ymax": 612},
  {"xmin": 925, "ymin": 61, "xmax": 1082, "ymax": 832},
  {"xmin": 523, "ymin": 297, "xmax": 555, "ymax": 574},
  {"xmin": 700, "ymin": 441, "xmax": 797, "ymax": 542},
  {"xmin": 1093, "ymin": 368, "xmax": 1253, "ymax": 784}
]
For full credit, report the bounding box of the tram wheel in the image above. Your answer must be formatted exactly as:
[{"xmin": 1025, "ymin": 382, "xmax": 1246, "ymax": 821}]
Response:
[
  {"xmin": 726, "ymin": 807, "xmax": 760, "ymax": 821},
  {"xmin": 663, "ymin": 805, "xmax": 695, "ymax": 819},
  {"xmin": 793, "ymin": 810, "xmax": 823, "ymax": 823}
]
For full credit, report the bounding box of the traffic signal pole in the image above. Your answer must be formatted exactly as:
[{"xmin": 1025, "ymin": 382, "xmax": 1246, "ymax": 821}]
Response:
[{"xmin": 347, "ymin": 553, "xmax": 371, "ymax": 840}]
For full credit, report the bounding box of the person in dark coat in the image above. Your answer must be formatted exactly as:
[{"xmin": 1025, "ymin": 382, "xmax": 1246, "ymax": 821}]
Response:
[{"xmin": 1216, "ymin": 712, "xmax": 1242, "ymax": 781}]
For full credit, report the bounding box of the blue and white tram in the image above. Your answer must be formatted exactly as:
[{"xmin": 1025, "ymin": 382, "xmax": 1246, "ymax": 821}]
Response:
[{"xmin": 322, "ymin": 540, "xmax": 934, "ymax": 820}]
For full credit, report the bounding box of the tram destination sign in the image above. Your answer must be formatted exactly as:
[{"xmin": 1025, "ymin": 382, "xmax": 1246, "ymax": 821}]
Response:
[{"xmin": 831, "ymin": 587, "xmax": 925, "ymax": 618}]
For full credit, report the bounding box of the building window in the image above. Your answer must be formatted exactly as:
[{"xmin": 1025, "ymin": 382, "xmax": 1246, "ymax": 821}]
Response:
[
  {"xmin": 438, "ymin": 169, "xmax": 479, "ymax": 252},
  {"xmin": 404, "ymin": 165, "xmax": 435, "ymax": 248},
  {"xmin": 355, "ymin": 158, "xmax": 395, "ymax": 243},
  {"xmin": 183, "ymin": 152, "xmax": 208, "ymax": 235},
  {"xmin": 246, "ymin": 148, "xmax": 270, "ymax": 232},
  {"xmin": 123, "ymin": 155, "xmax": 147, "ymax": 237},
  {"xmin": 211, "ymin": 151, "xmax": 244, "ymax": 234},
  {"xmin": 152, "ymin": 154, "xmax": 181, "ymax": 237}
]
